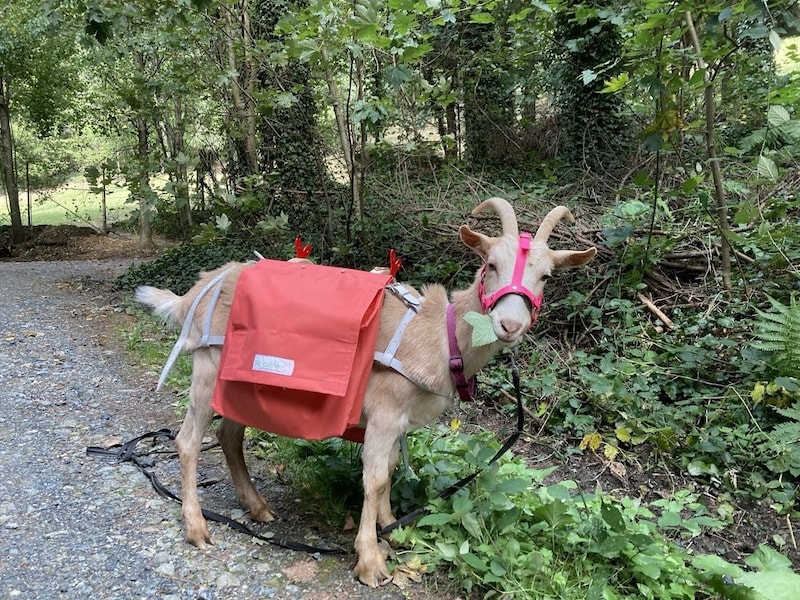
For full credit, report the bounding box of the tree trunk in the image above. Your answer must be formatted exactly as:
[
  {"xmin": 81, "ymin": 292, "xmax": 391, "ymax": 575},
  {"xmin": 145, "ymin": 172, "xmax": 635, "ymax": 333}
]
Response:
[
  {"xmin": 160, "ymin": 97, "xmax": 192, "ymax": 235},
  {"xmin": 460, "ymin": 21, "xmax": 517, "ymax": 166},
  {"xmin": 223, "ymin": 2, "xmax": 258, "ymax": 180},
  {"xmin": 685, "ymin": 11, "xmax": 732, "ymax": 292},
  {"xmin": 321, "ymin": 49, "xmax": 353, "ymax": 169},
  {"xmin": 101, "ymin": 166, "xmax": 108, "ymax": 234},
  {"xmin": 135, "ymin": 114, "xmax": 156, "ymax": 253},
  {"xmin": 173, "ymin": 98, "xmax": 192, "ymax": 229},
  {"xmin": 551, "ymin": 0, "xmax": 624, "ymax": 171},
  {"xmin": 0, "ymin": 73, "xmax": 23, "ymax": 244}
]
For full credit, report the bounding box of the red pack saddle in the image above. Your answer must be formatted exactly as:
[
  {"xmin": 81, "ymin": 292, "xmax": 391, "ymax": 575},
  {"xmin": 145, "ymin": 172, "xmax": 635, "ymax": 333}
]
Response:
[{"xmin": 211, "ymin": 259, "xmax": 392, "ymax": 442}]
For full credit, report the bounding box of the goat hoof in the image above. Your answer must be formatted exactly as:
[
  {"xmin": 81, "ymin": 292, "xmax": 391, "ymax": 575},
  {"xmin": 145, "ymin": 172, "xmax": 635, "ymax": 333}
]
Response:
[
  {"xmin": 186, "ymin": 524, "xmax": 213, "ymax": 549},
  {"xmin": 354, "ymin": 562, "xmax": 392, "ymax": 588},
  {"xmin": 356, "ymin": 572, "xmax": 392, "ymax": 588},
  {"xmin": 250, "ymin": 505, "xmax": 276, "ymax": 523}
]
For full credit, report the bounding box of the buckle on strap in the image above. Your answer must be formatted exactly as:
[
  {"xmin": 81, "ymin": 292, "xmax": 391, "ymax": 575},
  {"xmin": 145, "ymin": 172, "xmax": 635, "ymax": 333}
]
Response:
[
  {"xmin": 447, "ymin": 303, "xmax": 475, "ymax": 402},
  {"xmin": 386, "ymin": 283, "xmax": 422, "ymax": 311},
  {"xmin": 449, "ymin": 356, "xmax": 464, "ymax": 374}
]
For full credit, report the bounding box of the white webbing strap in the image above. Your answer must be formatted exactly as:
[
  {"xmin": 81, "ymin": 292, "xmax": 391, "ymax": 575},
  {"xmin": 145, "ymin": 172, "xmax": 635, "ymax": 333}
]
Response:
[
  {"xmin": 374, "ymin": 283, "xmax": 423, "ymax": 378},
  {"xmin": 373, "ymin": 304, "xmax": 418, "ymax": 378},
  {"xmin": 156, "ymin": 268, "xmax": 230, "ymax": 391},
  {"xmin": 199, "ymin": 273, "xmax": 227, "ymax": 347},
  {"xmin": 373, "ymin": 286, "xmax": 452, "ymax": 399},
  {"xmin": 386, "ymin": 282, "xmax": 422, "ymax": 310}
]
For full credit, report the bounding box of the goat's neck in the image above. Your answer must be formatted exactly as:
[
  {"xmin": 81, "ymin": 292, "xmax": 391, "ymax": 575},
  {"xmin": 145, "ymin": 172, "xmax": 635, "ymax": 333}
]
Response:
[{"xmin": 450, "ymin": 283, "xmax": 506, "ymax": 380}]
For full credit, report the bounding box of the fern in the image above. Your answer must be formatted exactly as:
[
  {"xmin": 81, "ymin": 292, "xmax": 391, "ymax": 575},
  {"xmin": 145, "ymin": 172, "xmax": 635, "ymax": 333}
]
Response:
[
  {"xmin": 773, "ymin": 403, "xmax": 800, "ymax": 447},
  {"xmin": 760, "ymin": 402, "xmax": 800, "ymax": 477},
  {"xmin": 752, "ymin": 295, "xmax": 800, "ymax": 378}
]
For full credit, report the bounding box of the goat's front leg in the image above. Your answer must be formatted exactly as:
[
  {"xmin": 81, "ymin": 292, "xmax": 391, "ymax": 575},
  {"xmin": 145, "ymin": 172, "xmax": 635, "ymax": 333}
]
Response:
[
  {"xmin": 377, "ymin": 439, "xmax": 401, "ymax": 530},
  {"xmin": 216, "ymin": 417, "xmax": 275, "ymax": 522},
  {"xmin": 175, "ymin": 349, "xmax": 218, "ymax": 548},
  {"xmin": 354, "ymin": 426, "xmax": 396, "ymax": 587}
]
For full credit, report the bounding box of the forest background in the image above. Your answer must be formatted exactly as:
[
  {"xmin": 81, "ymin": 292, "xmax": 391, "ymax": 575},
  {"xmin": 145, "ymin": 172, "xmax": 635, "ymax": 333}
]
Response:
[{"xmin": 2, "ymin": 0, "xmax": 800, "ymax": 598}]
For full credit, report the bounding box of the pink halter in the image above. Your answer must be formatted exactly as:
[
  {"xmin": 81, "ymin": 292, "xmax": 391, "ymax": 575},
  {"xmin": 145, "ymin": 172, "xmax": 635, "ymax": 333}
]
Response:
[{"xmin": 477, "ymin": 232, "xmax": 543, "ymax": 323}]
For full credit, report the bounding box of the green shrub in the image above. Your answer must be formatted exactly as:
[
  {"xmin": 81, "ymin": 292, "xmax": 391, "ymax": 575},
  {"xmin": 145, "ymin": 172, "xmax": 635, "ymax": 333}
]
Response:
[{"xmin": 115, "ymin": 239, "xmax": 254, "ymax": 295}]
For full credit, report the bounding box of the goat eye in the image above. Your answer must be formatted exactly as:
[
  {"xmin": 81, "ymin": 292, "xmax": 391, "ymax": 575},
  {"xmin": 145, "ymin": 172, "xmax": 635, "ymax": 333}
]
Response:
[{"xmin": 486, "ymin": 263, "xmax": 497, "ymax": 272}]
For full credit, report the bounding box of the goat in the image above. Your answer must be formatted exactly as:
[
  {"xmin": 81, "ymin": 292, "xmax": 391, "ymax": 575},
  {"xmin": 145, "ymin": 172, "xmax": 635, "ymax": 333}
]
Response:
[{"xmin": 134, "ymin": 198, "xmax": 596, "ymax": 587}]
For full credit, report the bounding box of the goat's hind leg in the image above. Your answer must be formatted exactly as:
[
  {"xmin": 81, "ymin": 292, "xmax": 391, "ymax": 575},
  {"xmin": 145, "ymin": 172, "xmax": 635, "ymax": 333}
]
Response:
[
  {"xmin": 216, "ymin": 417, "xmax": 275, "ymax": 522},
  {"xmin": 176, "ymin": 348, "xmax": 218, "ymax": 548}
]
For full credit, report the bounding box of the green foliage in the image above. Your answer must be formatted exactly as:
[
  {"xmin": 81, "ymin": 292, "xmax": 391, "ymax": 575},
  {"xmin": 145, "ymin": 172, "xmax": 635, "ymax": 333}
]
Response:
[
  {"xmin": 0, "ymin": 1, "xmax": 82, "ymax": 134},
  {"xmin": 757, "ymin": 401, "xmax": 800, "ymax": 479},
  {"xmin": 548, "ymin": 0, "xmax": 627, "ymax": 171},
  {"xmin": 390, "ymin": 426, "xmax": 760, "ymax": 599},
  {"xmin": 752, "ymin": 295, "xmax": 800, "ymax": 379},
  {"xmin": 114, "ymin": 239, "xmax": 253, "ymax": 295},
  {"xmin": 252, "ymin": 434, "xmax": 364, "ymax": 526},
  {"xmin": 15, "ymin": 126, "xmax": 109, "ymax": 189},
  {"xmin": 694, "ymin": 545, "xmax": 800, "ymax": 600},
  {"xmin": 464, "ymin": 311, "xmax": 499, "ymax": 347},
  {"xmin": 122, "ymin": 308, "xmax": 192, "ymax": 405},
  {"xmin": 737, "ymin": 105, "xmax": 800, "ymax": 188},
  {"xmin": 516, "ymin": 269, "xmax": 800, "ymax": 511}
]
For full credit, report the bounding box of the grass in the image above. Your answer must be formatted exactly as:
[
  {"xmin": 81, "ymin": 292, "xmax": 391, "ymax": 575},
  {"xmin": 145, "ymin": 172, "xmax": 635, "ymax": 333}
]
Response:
[
  {"xmin": 123, "ymin": 309, "xmax": 192, "ymax": 409},
  {"xmin": 0, "ymin": 175, "xmax": 133, "ymax": 228}
]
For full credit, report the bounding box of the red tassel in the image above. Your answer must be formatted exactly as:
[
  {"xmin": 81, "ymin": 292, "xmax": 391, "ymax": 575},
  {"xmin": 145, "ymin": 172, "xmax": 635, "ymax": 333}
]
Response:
[{"xmin": 294, "ymin": 238, "xmax": 312, "ymax": 259}]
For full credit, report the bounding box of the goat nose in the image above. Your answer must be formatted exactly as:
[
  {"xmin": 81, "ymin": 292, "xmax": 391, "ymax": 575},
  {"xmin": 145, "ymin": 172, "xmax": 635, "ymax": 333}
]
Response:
[{"xmin": 500, "ymin": 317, "xmax": 525, "ymax": 338}]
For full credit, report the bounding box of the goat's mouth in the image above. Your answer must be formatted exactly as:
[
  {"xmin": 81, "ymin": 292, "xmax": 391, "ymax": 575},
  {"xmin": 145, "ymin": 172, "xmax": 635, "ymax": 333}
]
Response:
[
  {"xmin": 496, "ymin": 331, "xmax": 526, "ymax": 345},
  {"xmin": 492, "ymin": 314, "xmax": 531, "ymax": 344}
]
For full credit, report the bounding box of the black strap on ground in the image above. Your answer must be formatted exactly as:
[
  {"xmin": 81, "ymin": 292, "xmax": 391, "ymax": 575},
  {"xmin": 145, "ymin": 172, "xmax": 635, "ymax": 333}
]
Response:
[
  {"xmin": 86, "ymin": 429, "xmax": 344, "ymax": 555},
  {"xmin": 378, "ymin": 360, "xmax": 525, "ymax": 536},
  {"xmin": 87, "ymin": 363, "xmax": 524, "ymax": 550}
]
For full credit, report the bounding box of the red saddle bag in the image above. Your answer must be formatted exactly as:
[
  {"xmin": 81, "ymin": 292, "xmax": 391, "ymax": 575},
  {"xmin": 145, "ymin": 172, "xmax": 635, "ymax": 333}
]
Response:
[{"xmin": 211, "ymin": 259, "xmax": 391, "ymax": 442}]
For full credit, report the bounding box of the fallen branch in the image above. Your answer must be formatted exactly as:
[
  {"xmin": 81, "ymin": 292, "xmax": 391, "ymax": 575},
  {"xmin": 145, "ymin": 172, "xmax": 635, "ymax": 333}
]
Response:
[
  {"xmin": 638, "ymin": 293, "xmax": 674, "ymax": 329},
  {"xmin": 660, "ymin": 260, "xmax": 708, "ymax": 273}
]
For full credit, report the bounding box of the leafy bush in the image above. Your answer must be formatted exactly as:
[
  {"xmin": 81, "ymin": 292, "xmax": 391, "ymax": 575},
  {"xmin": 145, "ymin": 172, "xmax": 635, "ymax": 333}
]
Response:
[
  {"xmin": 115, "ymin": 239, "xmax": 254, "ymax": 295},
  {"xmin": 389, "ymin": 426, "xmax": 797, "ymax": 599}
]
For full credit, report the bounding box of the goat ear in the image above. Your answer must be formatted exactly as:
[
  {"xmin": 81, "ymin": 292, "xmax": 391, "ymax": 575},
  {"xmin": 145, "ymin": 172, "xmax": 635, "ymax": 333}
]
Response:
[
  {"xmin": 551, "ymin": 247, "xmax": 597, "ymax": 269},
  {"xmin": 459, "ymin": 225, "xmax": 491, "ymax": 259}
]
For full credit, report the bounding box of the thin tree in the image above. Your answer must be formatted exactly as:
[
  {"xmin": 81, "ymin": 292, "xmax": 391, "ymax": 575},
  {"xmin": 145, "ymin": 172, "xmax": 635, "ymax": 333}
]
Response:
[
  {"xmin": 684, "ymin": 10, "xmax": 731, "ymax": 292},
  {"xmin": 0, "ymin": 72, "xmax": 22, "ymax": 243}
]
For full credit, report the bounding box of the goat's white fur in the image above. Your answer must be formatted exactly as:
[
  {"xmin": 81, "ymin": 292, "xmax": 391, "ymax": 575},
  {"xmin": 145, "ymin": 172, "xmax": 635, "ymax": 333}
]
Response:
[{"xmin": 135, "ymin": 198, "xmax": 596, "ymax": 587}]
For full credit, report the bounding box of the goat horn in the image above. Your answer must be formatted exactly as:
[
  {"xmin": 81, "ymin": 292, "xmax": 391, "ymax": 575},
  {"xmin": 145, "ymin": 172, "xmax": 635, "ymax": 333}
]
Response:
[
  {"xmin": 533, "ymin": 206, "xmax": 575, "ymax": 243},
  {"xmin": 471, "ymin": 197, "xmax": 519, "ymax": 238}
]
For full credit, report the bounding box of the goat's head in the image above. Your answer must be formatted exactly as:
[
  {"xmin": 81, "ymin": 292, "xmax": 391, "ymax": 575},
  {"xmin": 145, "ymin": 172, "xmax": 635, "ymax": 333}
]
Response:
[{"xmin": 459, "ymin": 197, "xmax": 597, "ymax": 343}]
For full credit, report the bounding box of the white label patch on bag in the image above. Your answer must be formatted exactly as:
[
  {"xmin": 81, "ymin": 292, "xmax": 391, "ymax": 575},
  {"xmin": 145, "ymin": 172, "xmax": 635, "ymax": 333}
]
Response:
[{"xmin": 252, "ymin": 354, "xmax": 295, "ymax": 376}]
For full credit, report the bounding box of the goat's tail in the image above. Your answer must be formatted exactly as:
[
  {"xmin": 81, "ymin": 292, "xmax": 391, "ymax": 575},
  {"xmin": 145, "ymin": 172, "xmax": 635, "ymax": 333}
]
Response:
[{"xmin": 134, "ymin": 286, "xmax": 183, "ymax": 324}]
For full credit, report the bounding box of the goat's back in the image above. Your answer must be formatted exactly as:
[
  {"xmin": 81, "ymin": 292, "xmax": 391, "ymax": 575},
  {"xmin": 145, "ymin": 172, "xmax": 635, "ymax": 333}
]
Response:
[{"xmin": 138, "ymin": 262, "xmax": 449, "ymax": 380}]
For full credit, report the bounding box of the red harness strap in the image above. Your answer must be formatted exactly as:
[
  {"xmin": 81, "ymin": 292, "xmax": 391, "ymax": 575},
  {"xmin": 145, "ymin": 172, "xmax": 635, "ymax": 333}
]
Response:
[{"xmin": 447, "ymin": 303, "xmax": 476, "ymax": 402}]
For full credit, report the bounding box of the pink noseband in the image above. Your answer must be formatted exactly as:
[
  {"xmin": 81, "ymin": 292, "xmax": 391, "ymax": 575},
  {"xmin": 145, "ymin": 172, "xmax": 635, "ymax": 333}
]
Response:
[{"xmin": 478, "ymin": 232, "xmax": 543, "ymax": 324}]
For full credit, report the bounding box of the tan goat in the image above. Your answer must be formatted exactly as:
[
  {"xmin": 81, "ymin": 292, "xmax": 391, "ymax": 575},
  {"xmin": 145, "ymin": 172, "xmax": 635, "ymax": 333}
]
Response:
[{"xmin": 135, "ymin": 197, "xmax": 596, "ymax": 587}]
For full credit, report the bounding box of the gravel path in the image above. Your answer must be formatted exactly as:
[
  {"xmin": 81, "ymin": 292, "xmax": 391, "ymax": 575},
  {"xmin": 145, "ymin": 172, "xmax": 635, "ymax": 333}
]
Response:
[{"xmin": 0, "ymin": 260, "xmax": 424, "ymax": 600}]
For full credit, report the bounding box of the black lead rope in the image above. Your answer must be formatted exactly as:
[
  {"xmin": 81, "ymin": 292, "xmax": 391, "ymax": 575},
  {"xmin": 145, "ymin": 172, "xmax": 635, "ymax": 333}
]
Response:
[
  {"xmin": 86, "ymin": 430, "xmax": 344, "ymax": 555},
  {"xmin": 379, "ymin": 359, "xmax": 525, "ymax": 536},
  {"xmin": 86, "ymin": 362, "xmax": 524, "ymax": 551}
]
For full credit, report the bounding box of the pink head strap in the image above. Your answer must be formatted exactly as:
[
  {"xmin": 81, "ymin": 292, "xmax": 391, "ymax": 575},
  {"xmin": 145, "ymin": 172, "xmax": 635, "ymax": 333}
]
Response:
[{"xmin": 478, "ymin": 232, "xmax": 543, "ymax": 321}]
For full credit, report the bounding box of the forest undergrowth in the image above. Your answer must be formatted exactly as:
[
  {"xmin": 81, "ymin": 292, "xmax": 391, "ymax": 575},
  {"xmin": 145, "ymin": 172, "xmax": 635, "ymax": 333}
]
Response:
[{"xmin": 116, "ymin": 158, "xmax": 800, "ymax": 599}]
